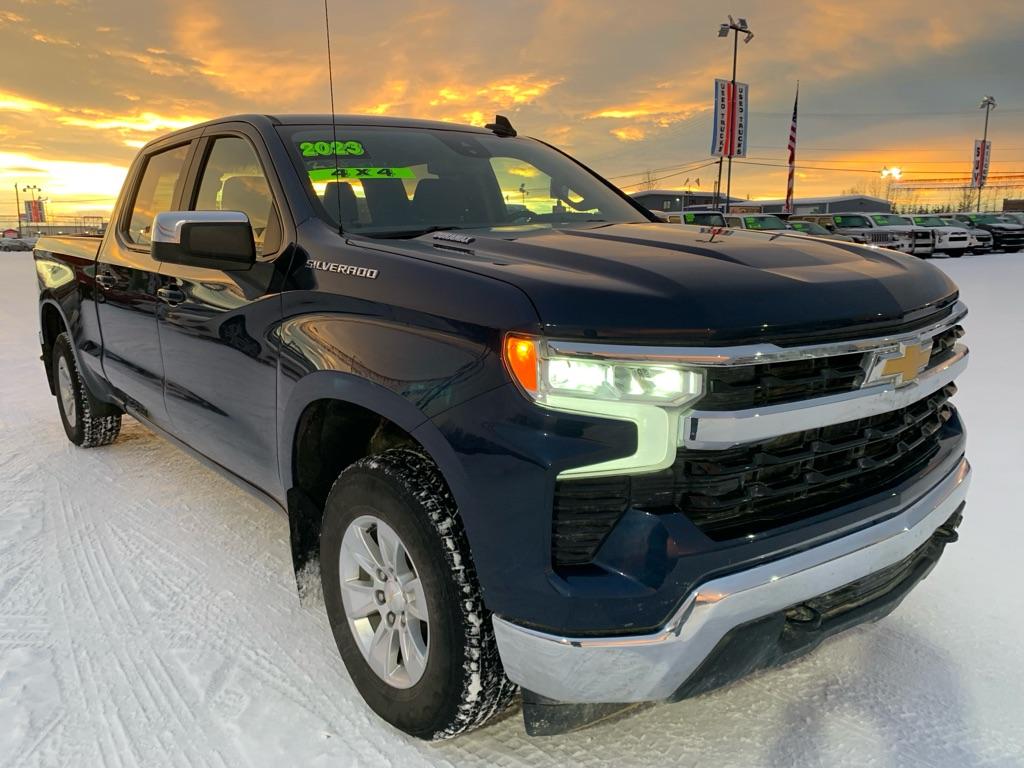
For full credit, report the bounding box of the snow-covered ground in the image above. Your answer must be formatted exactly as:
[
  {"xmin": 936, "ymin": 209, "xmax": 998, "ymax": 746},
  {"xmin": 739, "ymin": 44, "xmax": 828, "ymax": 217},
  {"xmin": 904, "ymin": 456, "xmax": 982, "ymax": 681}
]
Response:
[{"xmin": 2, "ymin": 250, "xmax": 1023, "ymax": 768}]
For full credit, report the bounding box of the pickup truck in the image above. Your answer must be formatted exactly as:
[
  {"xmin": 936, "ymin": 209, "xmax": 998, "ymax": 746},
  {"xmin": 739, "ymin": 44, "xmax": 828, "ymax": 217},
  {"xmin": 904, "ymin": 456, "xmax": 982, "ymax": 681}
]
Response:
[
  {"xmin": 34, "ymin": 113, "xmax": 971, "ymax": 740},
  {"xmin": 945, "ymin": 212, "xmax": 1024, "ymax": 252},
  {"xmin": 906, "ymin": 215, "xmax": 971, "ymax": 257},
  {"xmin": 790, "ymin": 213, "xmax": 914, "ymax": 253}
]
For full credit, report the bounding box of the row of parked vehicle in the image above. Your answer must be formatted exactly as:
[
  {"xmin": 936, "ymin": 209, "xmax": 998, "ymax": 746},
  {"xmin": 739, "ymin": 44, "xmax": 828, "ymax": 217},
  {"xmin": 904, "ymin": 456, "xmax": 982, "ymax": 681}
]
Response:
[
  {"xmin": 669, "ymin": 210, "xmax": 1024, "ymax": 257},
  {"xmin": 0, "ymin": 237, "xmax": 36, "ymax": 252}
]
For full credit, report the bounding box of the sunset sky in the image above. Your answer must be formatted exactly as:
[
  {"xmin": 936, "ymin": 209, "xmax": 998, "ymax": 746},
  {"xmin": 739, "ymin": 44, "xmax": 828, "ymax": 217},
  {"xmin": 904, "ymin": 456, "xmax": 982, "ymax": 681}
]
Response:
[{"xmin": 1, "ymin": 0, "xmax": 1022, "ymax": 218}]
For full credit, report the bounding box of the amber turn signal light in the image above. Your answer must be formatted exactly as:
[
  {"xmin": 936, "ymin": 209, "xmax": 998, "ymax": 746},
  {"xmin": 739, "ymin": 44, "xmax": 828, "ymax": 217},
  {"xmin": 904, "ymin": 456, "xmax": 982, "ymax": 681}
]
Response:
[{"xmin": 504, "ymin": 335, "xmax": 538, "ymax": 392}]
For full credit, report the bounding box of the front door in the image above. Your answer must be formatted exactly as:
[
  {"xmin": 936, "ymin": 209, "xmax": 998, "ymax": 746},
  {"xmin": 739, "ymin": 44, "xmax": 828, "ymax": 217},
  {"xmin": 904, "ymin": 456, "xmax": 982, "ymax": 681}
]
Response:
[
  {"xmin": 96, "ymin": 140, "xmax": 195, "ymax": 426},
  {"xmin": 156, "ymin": 128, "xmax": 293, "ymax": 495}
]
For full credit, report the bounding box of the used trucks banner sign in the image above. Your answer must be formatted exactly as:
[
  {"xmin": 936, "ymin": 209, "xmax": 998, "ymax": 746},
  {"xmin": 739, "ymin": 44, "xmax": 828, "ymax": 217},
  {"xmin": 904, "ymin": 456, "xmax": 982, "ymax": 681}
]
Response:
[
  {"xmin": 711, "ymin": 79, "xmax": 749, "ymax": 158},
  {"xmin": 971, "ymin": 139, "xmax": 991, "ymax": 188}
]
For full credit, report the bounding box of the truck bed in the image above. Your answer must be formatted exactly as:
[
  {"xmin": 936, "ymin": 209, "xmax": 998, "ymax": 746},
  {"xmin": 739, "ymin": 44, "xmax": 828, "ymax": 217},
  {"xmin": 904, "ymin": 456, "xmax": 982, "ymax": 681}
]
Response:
[{"xmin": 35, "ymin": 235, "xmax": 102, "ymax": 262}]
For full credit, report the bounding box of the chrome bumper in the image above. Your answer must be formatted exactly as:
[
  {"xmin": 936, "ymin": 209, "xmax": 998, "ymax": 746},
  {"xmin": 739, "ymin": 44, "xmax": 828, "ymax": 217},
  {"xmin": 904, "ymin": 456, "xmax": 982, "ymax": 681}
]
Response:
[{"xmin": 492, "ymin": 457, "xmax": 970, "ymax": 704}]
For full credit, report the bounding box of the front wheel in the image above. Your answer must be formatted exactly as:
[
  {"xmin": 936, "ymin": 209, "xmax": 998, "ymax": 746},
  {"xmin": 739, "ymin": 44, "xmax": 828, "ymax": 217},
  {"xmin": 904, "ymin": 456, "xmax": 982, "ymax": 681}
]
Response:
[
  {"xmin": 52, "ymin": 332, "xmax": 121, "ymax": 447},
  {"xmin": 320, "ymin": 448, "xmax": 516, "ymax": 740}
]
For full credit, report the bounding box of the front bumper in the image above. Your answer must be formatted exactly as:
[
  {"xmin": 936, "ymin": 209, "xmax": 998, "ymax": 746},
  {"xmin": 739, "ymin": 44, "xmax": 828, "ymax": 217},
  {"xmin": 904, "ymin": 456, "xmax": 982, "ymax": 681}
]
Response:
[{"xmin": 493, "ymin": 455, "xmax": 970, "ymax": 703}]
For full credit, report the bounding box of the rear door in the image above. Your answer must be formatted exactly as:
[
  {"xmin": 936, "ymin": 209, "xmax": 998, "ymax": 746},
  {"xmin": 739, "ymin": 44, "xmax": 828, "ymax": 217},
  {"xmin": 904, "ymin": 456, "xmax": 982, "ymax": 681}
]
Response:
[
  {"xmin": 97, "ymin": 137, "xmax": 198, "ymax": 425},
  {"xmin": 156, "ymin": 124, "xmax": 294, "ymax": 493}
]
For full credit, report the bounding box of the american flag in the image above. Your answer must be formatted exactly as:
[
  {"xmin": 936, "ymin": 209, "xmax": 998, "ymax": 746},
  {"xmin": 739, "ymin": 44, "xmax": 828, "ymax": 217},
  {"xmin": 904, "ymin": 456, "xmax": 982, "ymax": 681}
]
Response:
[{"xmin": 784, "ymin": 83, "xmax": 799, "ymax": 213}]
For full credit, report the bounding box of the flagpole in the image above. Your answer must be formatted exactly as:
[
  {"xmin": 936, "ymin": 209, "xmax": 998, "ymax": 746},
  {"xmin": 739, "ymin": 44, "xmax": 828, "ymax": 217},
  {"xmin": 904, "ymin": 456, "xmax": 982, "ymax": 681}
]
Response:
[{"xmin": 785, "ymin": 81, "xmax": 799, "ymax": 214}]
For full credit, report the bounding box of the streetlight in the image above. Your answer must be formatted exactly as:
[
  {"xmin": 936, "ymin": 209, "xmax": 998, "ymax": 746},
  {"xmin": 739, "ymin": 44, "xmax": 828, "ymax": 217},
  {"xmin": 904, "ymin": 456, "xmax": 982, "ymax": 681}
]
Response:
[
  {"xmin": 976, "ymin": 95, "xmax": 996, "ymax": 210},
  {"xmin": 881, "ymin": 167, "xmax": 902, "ymax": 208},
  {"xmin": 714, "ymin": 15, "xmax": 754, "ymax": 213}
]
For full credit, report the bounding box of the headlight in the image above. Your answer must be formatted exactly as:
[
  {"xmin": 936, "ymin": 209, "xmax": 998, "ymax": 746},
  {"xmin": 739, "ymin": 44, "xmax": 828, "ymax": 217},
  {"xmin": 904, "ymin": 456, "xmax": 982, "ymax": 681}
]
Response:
[{"xmin": 503, "ymin": 335, "xmax": 704, "ymax": 407}]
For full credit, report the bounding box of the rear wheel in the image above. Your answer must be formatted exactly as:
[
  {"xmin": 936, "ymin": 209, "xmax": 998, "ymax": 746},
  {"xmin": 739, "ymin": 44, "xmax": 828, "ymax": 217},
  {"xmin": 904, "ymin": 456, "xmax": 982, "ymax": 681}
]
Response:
[
  {"xmin": 52, "ymin": 332, "xmax": 121, "ymax": 447},
  {"xmin": 320, "ymin": 448, "xmax": 516, "ymax": 739}
]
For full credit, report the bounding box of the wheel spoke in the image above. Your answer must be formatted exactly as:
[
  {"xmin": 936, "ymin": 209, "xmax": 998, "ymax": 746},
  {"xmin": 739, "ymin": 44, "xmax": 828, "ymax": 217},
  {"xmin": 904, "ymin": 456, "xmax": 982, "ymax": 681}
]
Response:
[
  {"xmin": 399, "ymin": 620, "xmax": 428, "ymax": 681},
  {"xmin": 376, "ymin": 523, "xmax": 403, "ymax": 574},
  {"xmin": 368, "ymin": 621, "xmax": 399, "ymax": 678},
  {"xmin": 348, "ymin": 525, "xmax": 386, "ymax": 577},
  {"xmin": 403, "ymin": 577, "xmax": 428, "ymax": 622},
  {"xmin": 340, "ymin": 579, "xmax": 378, "ymax": 619}
]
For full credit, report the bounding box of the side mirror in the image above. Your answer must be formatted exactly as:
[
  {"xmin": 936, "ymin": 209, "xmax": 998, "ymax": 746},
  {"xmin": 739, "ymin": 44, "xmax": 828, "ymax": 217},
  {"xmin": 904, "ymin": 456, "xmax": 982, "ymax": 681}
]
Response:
[
  {"xmin": 823, "ymin": 222, "xmax": 836, "ymax": 232},
  {"xmin": 151, "ymin": 211, "xmax": 255, "ymax": 270}
]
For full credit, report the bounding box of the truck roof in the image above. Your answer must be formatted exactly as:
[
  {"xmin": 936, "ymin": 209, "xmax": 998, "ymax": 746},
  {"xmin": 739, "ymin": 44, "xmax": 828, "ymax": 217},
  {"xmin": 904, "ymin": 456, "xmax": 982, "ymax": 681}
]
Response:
[{"xmin": 146, "ymin": 113, "xmax": 493, "ymax": 149}]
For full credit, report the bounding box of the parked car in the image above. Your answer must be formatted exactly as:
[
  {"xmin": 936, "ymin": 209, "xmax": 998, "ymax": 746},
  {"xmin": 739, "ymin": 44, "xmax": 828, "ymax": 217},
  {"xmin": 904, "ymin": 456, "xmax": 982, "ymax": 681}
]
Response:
[
  {"xmin": 907, "ymin": 215, "xmax": 970, "ymax": 257},
  {"xmin": 0, "ymin": 238, "xmax": 33, "ymax": 251},
  {"xmin": 996, "ymin": 211, "xmax": 1024, "ymax": 227},
  {"xmin": 723, "ymin": 213, "xmax": 790, "ymax": 231},
  {"xmin": 786, "ymin": 219, "xmax": 857, "ymax": 242},
  {"xmin": 34, "ymin": 113, "xmax": 971, "ymax": 740},
  {"xmin": 863, "ymin": 213, "xmax": 935, "ymax": 257},
  {"xmin": 790, "ymin": 213, "xmax": 906, "ymax": 250},
  {"xmin": 681, "ymin": 211, "xmax": 727, "ymax": 227},
  {"xmin": 937, "ymin": 218, "xmax": 992, "ymax": 254},
  {"xmin": 945, "ymin": 212, "xmax": 1024, "ymax": 252}
]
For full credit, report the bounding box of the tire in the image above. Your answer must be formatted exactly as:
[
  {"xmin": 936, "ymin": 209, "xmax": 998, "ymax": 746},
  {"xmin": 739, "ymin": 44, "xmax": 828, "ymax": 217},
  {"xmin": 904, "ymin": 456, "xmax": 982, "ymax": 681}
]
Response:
[
  {"xmin": 320, "ymin": 448, "xmax": 516, "ymax": 740},
  {"xmin": 52, "ymin": 332, "xmax": 122, "ymax": 447}
]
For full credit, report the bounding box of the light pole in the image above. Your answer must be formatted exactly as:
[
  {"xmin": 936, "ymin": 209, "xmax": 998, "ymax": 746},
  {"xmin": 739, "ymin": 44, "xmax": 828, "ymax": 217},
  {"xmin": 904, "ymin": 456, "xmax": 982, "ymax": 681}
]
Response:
[
  {"xmin": 881, "ymin": 166, "xmax": 902, "ymax": 209},
  {"xmin": 716, "ymin": 15, "xmax": 754, "ymax": 214},
  {"xmin": 13, "ymin": 184, "xmax": 21, "ymax": 238},
  {"xmin": 976, "ymin": 95, "xmax": 996, "ymax": 211}
]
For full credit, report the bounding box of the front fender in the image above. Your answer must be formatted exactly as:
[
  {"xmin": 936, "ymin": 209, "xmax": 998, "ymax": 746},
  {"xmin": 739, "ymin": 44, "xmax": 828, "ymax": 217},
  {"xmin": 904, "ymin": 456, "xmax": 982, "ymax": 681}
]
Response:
[{"xmin": 277, "ymin": 368, "xmax": 471, "ymax": 500}]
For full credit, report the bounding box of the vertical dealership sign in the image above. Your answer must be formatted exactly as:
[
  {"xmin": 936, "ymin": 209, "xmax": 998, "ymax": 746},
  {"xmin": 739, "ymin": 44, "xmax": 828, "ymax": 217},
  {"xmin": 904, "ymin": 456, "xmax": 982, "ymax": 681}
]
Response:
[
  {"xmin": 711, "ymin": 79, "xmax": 749, "ymax": 158},
  {"xmin": 24, "ymin": 200, "xmax": 46, "ymax": 223},
  {"xmin": 971, "ymin": 139, "xmax": 991, "ymax": 188}
]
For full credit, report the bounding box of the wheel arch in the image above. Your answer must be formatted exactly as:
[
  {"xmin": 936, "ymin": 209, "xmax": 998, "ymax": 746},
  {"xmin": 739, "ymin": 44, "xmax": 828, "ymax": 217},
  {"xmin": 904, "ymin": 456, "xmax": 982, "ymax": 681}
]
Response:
[
  {"xmin": 280, "ymin": 371, "xmax": 473, "ymax": 601},
  {"xmin": 39, "ymin": 298, "xmax": 68, "ymax": 395}
]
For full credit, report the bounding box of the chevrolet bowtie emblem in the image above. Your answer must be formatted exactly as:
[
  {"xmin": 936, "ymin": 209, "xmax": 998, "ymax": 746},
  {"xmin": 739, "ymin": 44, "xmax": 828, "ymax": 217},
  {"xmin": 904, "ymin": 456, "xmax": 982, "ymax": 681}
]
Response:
[{"xmin": 880, "ymin": 342, "xmax": 932, "ymax": 386}]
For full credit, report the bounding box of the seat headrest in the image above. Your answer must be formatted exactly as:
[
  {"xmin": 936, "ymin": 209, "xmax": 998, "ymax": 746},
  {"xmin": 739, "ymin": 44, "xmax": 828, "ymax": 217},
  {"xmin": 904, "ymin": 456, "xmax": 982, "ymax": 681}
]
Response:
[
  {"xmin": 411, "ymin": 178, "xmax": 468, "ymax": 224},
  {"xmin": 323, "ymin": 182, "xmax": 358, "ymax": 224},
  {"xmin": 220, "ymin": 176, "xmax": 272, "ymax": 229}
]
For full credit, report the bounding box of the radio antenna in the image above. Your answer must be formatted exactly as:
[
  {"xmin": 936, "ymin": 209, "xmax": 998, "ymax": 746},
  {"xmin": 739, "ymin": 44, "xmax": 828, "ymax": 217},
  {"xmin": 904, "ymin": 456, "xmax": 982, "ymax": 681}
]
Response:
[{"xmin": 323, "ymin": 0, "xmax": 343, "ymax": 233}]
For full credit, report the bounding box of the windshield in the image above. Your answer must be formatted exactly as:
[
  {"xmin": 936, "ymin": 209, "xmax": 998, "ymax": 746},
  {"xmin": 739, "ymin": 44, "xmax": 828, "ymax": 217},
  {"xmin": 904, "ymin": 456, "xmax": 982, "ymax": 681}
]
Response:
[
  {"xmin": 789, "ymin": 221, "xmax": 829, "ymax": 235},
  {"xmin": 741, "ymin": 215, "xmax": 788, "ymax": 230},
  {"xmin": 967, "ymin": 214, "xmax": 1005, "ymax": 224},
  {"xmin": 870, "ymin": 214, "xmax": 908, "ymax": 226},
  {"xmin": 683, "ymin": 212, "xmax": 726, "ymax": 226},
  {"xmin": 833, "ymin": 214, "xmax": 871, "ymax": 228},
  {"xmin": 278, "ymin": 125, "xmax": 647, "ymax": 236},
  {"xmin": 913, "ymin": 216, "xmax": 947, "ymax": 227}
]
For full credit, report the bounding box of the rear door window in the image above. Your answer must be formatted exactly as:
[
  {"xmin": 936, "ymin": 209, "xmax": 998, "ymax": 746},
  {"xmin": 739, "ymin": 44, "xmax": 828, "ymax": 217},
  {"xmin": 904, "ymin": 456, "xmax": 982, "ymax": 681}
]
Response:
[{"xmin": 125, "ymin": 144, "xmax": 191, "ymax": 245}]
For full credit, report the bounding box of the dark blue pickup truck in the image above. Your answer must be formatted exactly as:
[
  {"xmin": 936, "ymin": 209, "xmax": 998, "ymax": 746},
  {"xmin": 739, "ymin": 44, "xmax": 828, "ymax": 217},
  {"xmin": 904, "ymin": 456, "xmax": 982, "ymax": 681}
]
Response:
[{"xmin": 34, "ymin": 114, "xmax": 971, "ymax": 739}]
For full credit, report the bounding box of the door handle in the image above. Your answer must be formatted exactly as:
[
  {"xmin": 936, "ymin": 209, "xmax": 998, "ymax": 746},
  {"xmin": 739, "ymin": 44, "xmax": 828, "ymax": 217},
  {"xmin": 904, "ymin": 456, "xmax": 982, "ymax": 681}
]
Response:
[
  {"xmin": 96, "ymin": 272, "xmax": 117, "ymax": 289},
  {"xmin": 157, "ymin": 286, "xmax": 186, "ymax": 305}
]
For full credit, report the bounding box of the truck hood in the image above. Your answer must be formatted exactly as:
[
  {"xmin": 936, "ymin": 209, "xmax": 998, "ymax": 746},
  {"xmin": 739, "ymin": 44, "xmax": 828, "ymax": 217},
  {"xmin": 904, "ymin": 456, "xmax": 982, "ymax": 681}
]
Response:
[{"xmin": 360, "ymin": 222, "xmax": 958, "ymax": 345}]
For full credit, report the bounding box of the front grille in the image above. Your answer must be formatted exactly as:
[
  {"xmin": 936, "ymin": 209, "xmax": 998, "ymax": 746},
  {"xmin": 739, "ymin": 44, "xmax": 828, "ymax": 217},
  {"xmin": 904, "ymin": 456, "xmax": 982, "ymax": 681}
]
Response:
[
  {"xmin": 552, "ymin": 478, "xmax": 629, "ymax": 566},
  {"xmin": 701, "ymin": 353, "xmax": 865, "ymax": 410},
  {"xmin": 552, "ymin": 386, "xmax": 956, "ymax": 565},
  {"xmin": 866, "ymin": 232, "xmax": 896, "ymax": 244},
  {"xmin": 929, "ymin": 324, "xmax": 964, "ymax": 365}
]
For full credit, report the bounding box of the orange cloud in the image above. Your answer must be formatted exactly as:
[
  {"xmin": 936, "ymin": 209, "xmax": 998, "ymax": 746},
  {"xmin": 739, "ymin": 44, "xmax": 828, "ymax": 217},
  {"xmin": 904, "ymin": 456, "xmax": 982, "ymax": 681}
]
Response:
[
  {"xmin": 611, "ymin": 126, "xmax": 647, "ymax": 141},
  {"xmin": 0, "ymin": 91, "xmax": 60, "ymax": 113}
]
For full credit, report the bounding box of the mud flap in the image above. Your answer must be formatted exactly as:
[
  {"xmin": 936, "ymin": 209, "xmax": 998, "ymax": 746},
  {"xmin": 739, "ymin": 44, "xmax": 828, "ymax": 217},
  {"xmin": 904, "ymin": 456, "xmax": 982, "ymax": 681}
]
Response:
[
  {"xmin": 521, "ymin": 689, "xmax": 648, "ymax": 736},
  {"xmin": 286, "ymin": 487, "xmax": 324, "ymax": 606}
]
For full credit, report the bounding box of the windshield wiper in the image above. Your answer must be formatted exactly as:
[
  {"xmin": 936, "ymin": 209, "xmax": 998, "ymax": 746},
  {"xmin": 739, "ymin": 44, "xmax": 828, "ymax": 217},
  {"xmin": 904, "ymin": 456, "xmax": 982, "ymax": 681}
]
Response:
[{"xmin": 357, "ymin": 225, "xmax": 467, "ymax": 240}]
